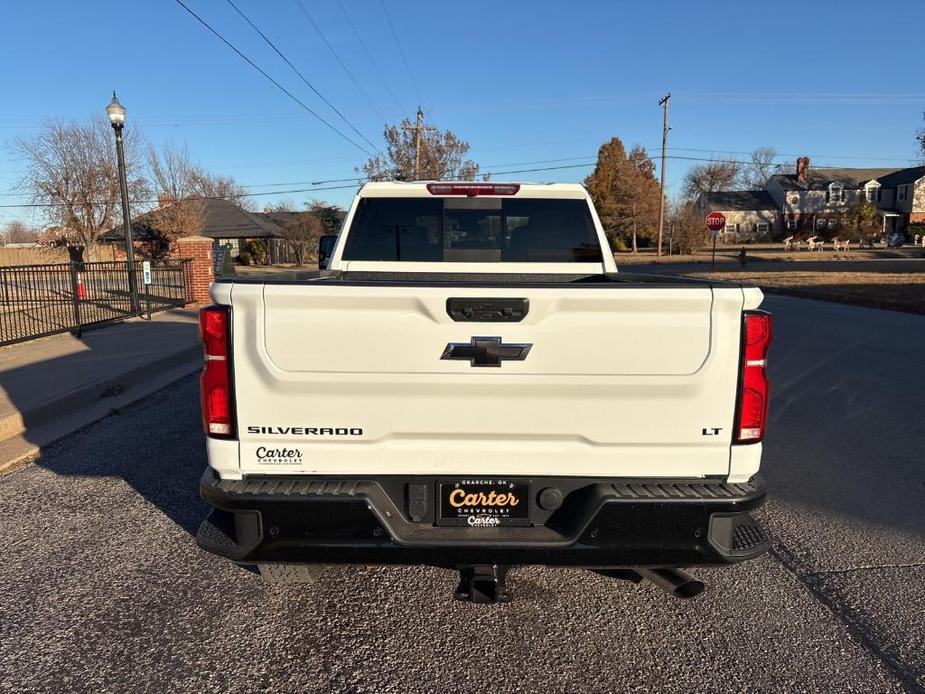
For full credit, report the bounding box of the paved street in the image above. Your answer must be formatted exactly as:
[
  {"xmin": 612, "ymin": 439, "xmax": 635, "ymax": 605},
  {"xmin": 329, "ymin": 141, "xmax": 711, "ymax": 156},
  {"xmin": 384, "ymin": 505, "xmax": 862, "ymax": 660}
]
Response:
[{"xmin": 1, "ymin": 295, "xmax": 923, "ymax": 693}]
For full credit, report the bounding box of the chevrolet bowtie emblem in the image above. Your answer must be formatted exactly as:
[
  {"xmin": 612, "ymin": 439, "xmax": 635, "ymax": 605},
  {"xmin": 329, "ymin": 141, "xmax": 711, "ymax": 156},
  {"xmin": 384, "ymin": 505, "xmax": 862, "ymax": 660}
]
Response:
[{"xmin": 441, "ymin": 337, "xmax": 532, "ymax": 367}]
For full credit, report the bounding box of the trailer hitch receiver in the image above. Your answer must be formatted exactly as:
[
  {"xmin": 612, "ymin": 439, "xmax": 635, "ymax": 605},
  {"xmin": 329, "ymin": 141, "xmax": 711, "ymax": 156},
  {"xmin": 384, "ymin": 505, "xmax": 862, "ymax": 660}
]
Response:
[{"xmin": 454, "ymin": 565, "xmax": 513, "ymax": 604}]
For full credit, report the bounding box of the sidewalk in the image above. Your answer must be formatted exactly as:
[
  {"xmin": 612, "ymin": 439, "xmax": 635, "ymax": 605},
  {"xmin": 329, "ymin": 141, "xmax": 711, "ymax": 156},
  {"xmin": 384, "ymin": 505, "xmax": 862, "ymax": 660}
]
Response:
[{"xmin": 0, "ymin": 308, "xmax": 202, "ymax": 473}]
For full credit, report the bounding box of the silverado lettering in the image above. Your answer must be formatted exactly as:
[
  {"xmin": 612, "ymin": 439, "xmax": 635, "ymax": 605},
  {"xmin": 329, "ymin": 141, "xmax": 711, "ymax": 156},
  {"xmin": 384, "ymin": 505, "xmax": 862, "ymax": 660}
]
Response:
[
  {"xmin": 246, "ymin": 426, "xmax": 363, "ymax": 436},
  {"xmin": 196, "ymin": 181, "xmax": 773, "ymax": 604}
]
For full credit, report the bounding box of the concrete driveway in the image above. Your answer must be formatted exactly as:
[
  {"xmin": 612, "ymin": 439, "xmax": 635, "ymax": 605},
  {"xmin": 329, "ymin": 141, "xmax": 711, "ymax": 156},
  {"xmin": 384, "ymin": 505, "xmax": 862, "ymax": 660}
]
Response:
[{"xmin": 0, "ymin": 295, "xmax": 922, "ymax": 693}]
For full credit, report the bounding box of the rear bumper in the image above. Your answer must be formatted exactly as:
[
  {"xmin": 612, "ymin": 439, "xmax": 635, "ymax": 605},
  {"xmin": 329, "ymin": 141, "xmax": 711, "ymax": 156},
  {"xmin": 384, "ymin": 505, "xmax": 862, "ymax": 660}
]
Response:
[{"xmin": 196, "ymin": 469, "xmax": 769, "ymax": 568}]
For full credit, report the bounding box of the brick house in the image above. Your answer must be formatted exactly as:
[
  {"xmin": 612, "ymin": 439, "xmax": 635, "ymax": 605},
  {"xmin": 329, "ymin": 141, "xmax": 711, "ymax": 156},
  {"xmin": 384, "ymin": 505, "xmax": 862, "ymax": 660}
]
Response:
[{"xmin": 699, "ymin": 157, "xmax": 925, "ymax": 240}]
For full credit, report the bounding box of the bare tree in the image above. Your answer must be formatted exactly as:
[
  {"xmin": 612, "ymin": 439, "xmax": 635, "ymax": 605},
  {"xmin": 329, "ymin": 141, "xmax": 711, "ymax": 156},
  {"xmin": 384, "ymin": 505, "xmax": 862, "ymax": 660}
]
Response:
[
  {"xmin": 682, "ymin": 159, "xmax": 741, "ymax": 200},
  {"xmin": 268, "ymin": 200, "xmax": 324, "ymax": 265},
  {"xmin": 13, "ymin": 117, "xmax": 146, "ymax": 259},
  {"xmin": 740, "ymin": 147, "xmax": 778, "ymax": 188},
  {"xmin": 189, "ymin": 168, "xmax": 252, "ymax": 209},
  {"xmin": 145, "ymin": 142, "xmax": 203, "ymax": 253},
  {"xmin": 147, "ymin": 142, "xmax": 195, "ymax": 201},
  {"xmin": 775, "ymin": 161, "xmax": 797, "ymax": 175},
  {"xmin": 363, "ymin": 118, "xmax": 479, "ymax": 181},
  {"xmin": 669, "ymin": 199, "xmax": 708, "ymax": 254},
  {"xmin": 2, "ymin": 220, "xmax": 40, "ymax": 245},
  {"xmin": 918, "ymin": 112, "xmax": 925, "ymax": 160}
]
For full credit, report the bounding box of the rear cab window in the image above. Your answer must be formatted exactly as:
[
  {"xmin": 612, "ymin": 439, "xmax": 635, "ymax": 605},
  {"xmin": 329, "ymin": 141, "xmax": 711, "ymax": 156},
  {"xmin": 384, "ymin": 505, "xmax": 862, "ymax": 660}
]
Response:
[{"xmin": 341, "ymin": 197, "xmax": 604, "ymax": 263}]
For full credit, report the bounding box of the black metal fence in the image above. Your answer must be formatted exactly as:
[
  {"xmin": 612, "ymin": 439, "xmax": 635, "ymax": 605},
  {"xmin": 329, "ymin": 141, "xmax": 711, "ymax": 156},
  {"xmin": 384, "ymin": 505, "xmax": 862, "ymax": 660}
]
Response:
[{"xmin": 0, "ymin": 259, "xmax": 192, "ymax": 347}]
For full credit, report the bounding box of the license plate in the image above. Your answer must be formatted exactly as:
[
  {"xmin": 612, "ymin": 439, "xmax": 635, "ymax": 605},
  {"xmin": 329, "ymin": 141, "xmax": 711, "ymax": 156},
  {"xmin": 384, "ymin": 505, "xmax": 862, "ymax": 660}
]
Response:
[{"xmin": 438, "ymin": 480, "xmax": 530, "ymax": 527}]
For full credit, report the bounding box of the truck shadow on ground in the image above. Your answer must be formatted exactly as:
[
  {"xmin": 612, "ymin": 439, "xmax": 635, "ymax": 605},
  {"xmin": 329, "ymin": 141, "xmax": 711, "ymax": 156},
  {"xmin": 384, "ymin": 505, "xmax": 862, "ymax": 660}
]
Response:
[
  {"xmin": 0, "ymin": 311, "xmax": 202, "ymax": 531},
  {"xmin": 25, "ymin": 374, "xmax": 208, "ymax": 536}
]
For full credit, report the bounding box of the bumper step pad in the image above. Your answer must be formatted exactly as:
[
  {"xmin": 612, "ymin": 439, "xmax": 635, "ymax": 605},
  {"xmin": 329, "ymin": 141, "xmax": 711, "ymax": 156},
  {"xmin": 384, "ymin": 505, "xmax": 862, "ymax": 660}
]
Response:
[
  {"xmin": 733, "ymin": 523, "xmax": 767, "ymax": 552},
  {"xmin": 708, "ymin": 513, "xmax": 770, "ymax": 559}
]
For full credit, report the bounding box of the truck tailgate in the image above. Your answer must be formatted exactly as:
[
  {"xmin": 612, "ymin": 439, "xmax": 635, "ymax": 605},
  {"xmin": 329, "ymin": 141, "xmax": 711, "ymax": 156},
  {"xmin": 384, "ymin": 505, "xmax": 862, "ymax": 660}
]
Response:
[{"xmin": 229, "ymin": 282, "xmax": 746, "ymax": 478}]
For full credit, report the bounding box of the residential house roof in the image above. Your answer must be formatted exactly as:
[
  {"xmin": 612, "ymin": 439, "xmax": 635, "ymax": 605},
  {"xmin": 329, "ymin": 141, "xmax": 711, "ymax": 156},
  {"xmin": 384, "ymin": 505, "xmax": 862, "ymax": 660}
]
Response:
[
  {"xmin": 262, "ymin": 210, "xmax": 311, "ymax": 228},
  {"xmin": 100, "ymin": 198, "xmax": 283, "ymax": 242},
  {"xmin": 875, "ymin": 166, "xmax": 925, "ymax": 188},
  {"xmin": 701, "ymin": 190, "xmax": 778, "ymax": 211},
  {"xmin": 771, "ymin": 168, "xmax": 900, "ymax": 192},
  {"xmin": 261, "ymin": 208, "xmax": 347, "ymax": 230}
]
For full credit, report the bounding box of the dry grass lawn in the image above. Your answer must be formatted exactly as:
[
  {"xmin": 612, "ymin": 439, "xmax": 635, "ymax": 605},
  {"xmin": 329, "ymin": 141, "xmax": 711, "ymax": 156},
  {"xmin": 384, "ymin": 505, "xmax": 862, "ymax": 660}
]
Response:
[
  {"xmin": 687, "ymin": 269, "xmax": 925, "ymax": 314},
  {"xmin": 615, "ymin": 244, "xmax": 924, "ymax": 265}
]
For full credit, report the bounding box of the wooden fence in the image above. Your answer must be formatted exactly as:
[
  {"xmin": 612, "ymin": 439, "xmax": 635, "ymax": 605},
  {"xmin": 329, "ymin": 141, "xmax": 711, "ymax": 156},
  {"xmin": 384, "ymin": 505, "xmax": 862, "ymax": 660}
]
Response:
[{"xmin": 0, "ymin": 247, "xmax": 69, "ymax": 267}]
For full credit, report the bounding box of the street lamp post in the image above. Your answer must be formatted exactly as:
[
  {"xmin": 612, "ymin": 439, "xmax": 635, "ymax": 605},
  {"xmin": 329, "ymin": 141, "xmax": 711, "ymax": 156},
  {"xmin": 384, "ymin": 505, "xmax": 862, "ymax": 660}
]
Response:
[{"xmin": 106, "ymin": 92, "xmax": 140, "ymax": 313}]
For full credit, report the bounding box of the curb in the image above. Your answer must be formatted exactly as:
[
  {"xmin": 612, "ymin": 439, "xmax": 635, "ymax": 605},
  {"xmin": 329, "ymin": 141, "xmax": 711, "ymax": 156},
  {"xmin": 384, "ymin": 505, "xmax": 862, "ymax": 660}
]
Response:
[
  {"xmin": 0, "ymin": 344, "xmax": 202, "ymax": 442},
  {"xmin": 0, "ymin": 355, "xmax": 202, "ymax": 476}
]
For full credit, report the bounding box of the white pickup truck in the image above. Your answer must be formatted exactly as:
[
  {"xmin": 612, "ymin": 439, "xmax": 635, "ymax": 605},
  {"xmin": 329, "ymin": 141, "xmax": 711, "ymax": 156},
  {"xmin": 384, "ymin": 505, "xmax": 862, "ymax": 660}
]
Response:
[{"xmin": 196, "ymin": 181, "xmax": 772, "ymax": 603}]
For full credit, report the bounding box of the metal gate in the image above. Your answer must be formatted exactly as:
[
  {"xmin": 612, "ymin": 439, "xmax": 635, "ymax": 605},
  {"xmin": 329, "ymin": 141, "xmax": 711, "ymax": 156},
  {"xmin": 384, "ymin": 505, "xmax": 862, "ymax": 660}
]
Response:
[{"xmin": 0, "ymin": 259, "xmax": 192, "ymax": 347}]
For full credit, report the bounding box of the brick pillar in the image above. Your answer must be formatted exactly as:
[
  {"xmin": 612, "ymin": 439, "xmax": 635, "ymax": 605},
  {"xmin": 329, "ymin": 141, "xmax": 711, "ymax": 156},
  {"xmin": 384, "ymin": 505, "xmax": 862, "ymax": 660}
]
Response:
[{"xmin": 176, "ymin": 236, "xmax": 214, "ymax": 305}]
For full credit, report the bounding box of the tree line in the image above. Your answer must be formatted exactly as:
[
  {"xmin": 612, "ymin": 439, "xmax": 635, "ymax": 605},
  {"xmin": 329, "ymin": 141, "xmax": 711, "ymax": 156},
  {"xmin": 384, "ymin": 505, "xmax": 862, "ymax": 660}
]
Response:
[
  {"xmin": 6, "ymin": 116, "xmax": 253, "ymax": 259},
  {"xmin": 4, "ymin": 110, "xmax": 481, "ymax": 260},
  {"xmin": 581, "ymin": 138, "xmax": 780, "ymax": 254},
  {"xmin": 10, "ymin": 109, "xmax": 920, "ymax": 259}
]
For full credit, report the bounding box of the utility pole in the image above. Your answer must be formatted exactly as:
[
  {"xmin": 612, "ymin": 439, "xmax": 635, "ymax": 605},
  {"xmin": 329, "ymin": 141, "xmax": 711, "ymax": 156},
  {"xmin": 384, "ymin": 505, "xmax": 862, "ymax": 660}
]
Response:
[
  {"xmin": 401, "ymin": 107, "xmax": 436, "ymax": 180},
  {"xmin": 413, "ymin": 106, "xmax": 423, "ymax": 180},
  {"xmin": 656, "ymin": 92, "xmax": 671, "ymax": 257}
]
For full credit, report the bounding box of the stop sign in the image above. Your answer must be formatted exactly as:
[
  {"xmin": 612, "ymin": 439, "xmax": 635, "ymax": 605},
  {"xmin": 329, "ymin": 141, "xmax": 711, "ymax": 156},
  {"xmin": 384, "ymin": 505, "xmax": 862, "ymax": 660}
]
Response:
[{"xmin": 705, "ymin": 211, "xmax": 726, "ymax": 232}]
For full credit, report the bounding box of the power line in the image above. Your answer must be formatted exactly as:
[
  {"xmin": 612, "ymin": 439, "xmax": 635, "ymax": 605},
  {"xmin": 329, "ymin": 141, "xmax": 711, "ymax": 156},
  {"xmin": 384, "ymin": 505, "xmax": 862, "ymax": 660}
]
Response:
[
  {"xmin": 671, "ymin": 146, "xmax": 921, "ymax": 163},
  {"xmin": 484, "ymin": 162, "xmax": 596, "ymax": 176},
  {"xmin": 379, "ymin": 0, "xmax": 423, "ymax": 107},
  {"xmin": 1, "ymin": 152, "xmax": 917, "ymax": 205},
  {"xmin": 2, "ymin": 150, "xmax": 918, "ymax": 201},
  {"xmin": 480, "ymin": 155, "xmax": 600, "ymax": 168},
  {"xmin": 291, "ymin": 0, "xmax": 388, "ymax": 124},
  {"xmin": 675, "ymin": 92, "xmax": 925, "ymax": 103},
  {"xmin": 241, "ymin": 176, "xmax": 371, "ymax": 189},
  {"xmin": 5, "ymin": 148, "xmax": 921, "ymax": 209},
  {"xmin": 0, "ymin": 183, "xmax": 364, "ymax": 210},
  {"xmin": 336, "ymin": 0, "xmax": 407, "ymax": 119},
  {"xmin": 173, "ymin": 0, "xmax": 375, "ymax": 157},
  {"xmin": 223, "ymin": 0, "xmax": 384, "ymax": 157}
]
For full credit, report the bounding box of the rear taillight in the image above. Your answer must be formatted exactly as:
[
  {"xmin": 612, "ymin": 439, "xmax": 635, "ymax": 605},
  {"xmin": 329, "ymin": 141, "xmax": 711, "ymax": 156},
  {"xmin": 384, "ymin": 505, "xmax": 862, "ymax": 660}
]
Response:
[
  {"xmin": 199, "ymin": 305, "xmax": 235, "ymax": 438},
  {"xmin": 426, "ymin": 183, "xmax": 520, "ymax": 196},
  {"xmin": 734, "ymin": 311, "xmax": 773, "ymax": 444}
]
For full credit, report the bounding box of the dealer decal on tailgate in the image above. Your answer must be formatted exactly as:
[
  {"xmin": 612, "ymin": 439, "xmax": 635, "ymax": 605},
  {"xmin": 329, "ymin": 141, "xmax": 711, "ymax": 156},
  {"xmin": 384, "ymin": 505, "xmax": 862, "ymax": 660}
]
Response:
[{"xmin": 255, "ymin": 447, "xmax": 304, "ymax": 466}]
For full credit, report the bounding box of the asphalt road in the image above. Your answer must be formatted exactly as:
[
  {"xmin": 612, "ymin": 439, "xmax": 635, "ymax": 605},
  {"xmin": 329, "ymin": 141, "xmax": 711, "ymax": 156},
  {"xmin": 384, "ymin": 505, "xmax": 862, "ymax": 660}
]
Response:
[{"xmin": 1, "ymin": 295, "xmax": 923, "ymax": 693}]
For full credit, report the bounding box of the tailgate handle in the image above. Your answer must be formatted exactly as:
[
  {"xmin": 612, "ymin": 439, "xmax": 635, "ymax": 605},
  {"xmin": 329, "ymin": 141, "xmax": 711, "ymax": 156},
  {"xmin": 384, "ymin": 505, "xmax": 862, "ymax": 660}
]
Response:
[{"xmin": 446, "ymin": 298, "xmax": 529, "ymax": 322}]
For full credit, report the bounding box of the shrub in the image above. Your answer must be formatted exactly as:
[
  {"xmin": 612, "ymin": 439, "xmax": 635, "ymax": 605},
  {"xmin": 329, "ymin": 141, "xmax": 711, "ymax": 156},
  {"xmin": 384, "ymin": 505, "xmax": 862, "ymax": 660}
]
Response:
[
  {"xmin": 612, "ymin": 236, "xmax": 629, "ymax": 252},
  {"xmin": 238, "ymin": 251, "xmax": 252, "ymax": 266},
  {"xmin": 246, "ymin": 239, "xmax": 268, "ymax": 265}
]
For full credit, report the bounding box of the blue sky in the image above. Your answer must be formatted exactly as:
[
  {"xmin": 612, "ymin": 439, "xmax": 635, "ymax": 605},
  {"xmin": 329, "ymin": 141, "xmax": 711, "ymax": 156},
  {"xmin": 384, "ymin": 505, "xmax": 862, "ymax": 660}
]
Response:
[{"xmin": 2, "ymin": 0, "xmax": 924, "ymax": 224}]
